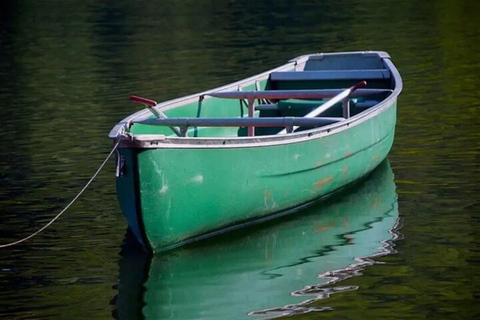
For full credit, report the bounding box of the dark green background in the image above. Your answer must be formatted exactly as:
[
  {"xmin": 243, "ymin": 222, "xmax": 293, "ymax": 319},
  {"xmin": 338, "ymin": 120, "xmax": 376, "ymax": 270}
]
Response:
[{"xmin": 1, "ymin": 0, "xmax": 479, "ymax": 318}]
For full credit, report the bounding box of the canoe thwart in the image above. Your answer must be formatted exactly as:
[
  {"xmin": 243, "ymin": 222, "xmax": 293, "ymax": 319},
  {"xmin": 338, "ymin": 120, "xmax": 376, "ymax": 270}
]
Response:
[
  {"xmin": 207, "ymin": 88, "xmax": 392, "ymax": 100},
  {"xmin": 136, "ymin": 116, "xmax": 343, "ymax": 128}
]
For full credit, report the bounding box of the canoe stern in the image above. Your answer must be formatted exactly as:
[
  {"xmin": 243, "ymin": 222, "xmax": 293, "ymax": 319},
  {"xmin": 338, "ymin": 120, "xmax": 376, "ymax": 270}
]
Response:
[{"xmin": 115, "ymin": 148, "xmax": 147, "ymax": 247}]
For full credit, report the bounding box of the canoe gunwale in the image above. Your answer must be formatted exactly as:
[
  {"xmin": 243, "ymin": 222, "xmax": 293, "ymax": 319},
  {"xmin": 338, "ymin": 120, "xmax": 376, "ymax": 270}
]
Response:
[{"xmin": 110, "ymin": 51, "xmax": 402, "ymax": 149}]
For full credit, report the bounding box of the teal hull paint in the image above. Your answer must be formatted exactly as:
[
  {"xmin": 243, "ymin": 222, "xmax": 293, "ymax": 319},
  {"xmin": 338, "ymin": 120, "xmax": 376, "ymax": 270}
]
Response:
[
  {"xmin": 135, "ymin": 102, "xmax": 396, "ymax": 251},
  {"xmin": 116, "ymin": 161, "xmax": 399, "ymax": 319}
]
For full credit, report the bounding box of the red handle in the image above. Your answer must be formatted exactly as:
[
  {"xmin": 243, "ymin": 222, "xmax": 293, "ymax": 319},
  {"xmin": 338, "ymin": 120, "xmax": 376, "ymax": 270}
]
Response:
[
  {"xmin": 130, "ymin": 95, "xmax": 157, "ymax": 107},
  {"xmin": 349, "ymin": 81, "xmax": 367, "ymax": 92}
]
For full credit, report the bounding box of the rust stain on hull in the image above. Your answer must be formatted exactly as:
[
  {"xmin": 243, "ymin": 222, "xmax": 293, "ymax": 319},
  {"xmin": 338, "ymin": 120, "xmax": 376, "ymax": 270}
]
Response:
[
  {"xmin": 371, "ymin": 153, "xmax": 382, "ymax": 163},
  {"xmin": 315, "ymin": 220, "xmax": 334, "ymax": 232},
  {"xmin": 314, "ymin": 176, "xmax": 334, "ymax": 189},
  {"xmin": 263, "ymin": 189, "xmax": 277, "ymax": 211}
]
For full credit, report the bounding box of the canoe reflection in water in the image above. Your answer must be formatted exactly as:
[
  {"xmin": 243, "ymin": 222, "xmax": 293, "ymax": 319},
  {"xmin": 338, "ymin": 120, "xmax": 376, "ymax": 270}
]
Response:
[{"xmin": 114, "ymin": 160, "xmax": 400, "ymax": 319}]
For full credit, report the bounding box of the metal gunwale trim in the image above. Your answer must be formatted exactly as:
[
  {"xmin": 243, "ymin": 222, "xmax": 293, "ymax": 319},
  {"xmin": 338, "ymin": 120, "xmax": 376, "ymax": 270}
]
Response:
[{"xmin": 112, "ymin": 52, "xmax": 402, "ymax": 150}]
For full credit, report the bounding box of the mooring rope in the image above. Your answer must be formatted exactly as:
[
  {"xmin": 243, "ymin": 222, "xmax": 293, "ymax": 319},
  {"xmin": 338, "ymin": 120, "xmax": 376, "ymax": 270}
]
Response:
[{"xmin": 0, "ymin": 141, "xmax": 120, "ymax": 249}]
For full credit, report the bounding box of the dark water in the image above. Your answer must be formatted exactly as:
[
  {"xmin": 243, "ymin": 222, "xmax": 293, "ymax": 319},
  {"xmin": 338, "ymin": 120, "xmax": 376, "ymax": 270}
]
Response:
[{"xmin": 1, "ymin": 0, "xmax": 479, "ymax": 319}]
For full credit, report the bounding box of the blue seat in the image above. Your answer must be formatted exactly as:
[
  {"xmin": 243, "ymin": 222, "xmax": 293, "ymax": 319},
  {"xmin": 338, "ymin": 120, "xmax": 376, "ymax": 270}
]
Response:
[{"xmin": 270, "ymin": 70, "xmax": 390, "ymax": 81}]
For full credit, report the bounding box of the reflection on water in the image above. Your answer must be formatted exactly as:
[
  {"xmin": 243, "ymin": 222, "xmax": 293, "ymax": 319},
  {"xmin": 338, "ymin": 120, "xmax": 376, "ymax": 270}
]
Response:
[{"xmin": 115, "ymin": 161, "xmax": 399, "ymax": 319}]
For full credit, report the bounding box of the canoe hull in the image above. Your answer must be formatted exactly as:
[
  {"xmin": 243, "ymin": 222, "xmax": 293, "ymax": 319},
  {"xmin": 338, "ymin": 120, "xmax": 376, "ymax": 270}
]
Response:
[{"xmin": 116, "ymin": 100, "xmax": 397, "ymax": 251}]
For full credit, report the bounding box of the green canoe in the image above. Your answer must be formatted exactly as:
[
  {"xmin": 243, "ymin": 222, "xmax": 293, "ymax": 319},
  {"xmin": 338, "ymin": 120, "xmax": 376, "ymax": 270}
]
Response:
[
  {"xmin": 109, "ymin": 51, "xmax": 403, "ymax": 252},
  {"xmin": 116, "ymin": 161, "xmax": 399, "ymax": 319}
]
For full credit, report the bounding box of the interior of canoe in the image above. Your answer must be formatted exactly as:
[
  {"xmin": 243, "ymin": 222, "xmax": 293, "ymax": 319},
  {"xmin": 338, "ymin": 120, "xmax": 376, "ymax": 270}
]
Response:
[{"xmin": 128, "ymin": 53, "xmax": 395, "ymax": 138}]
